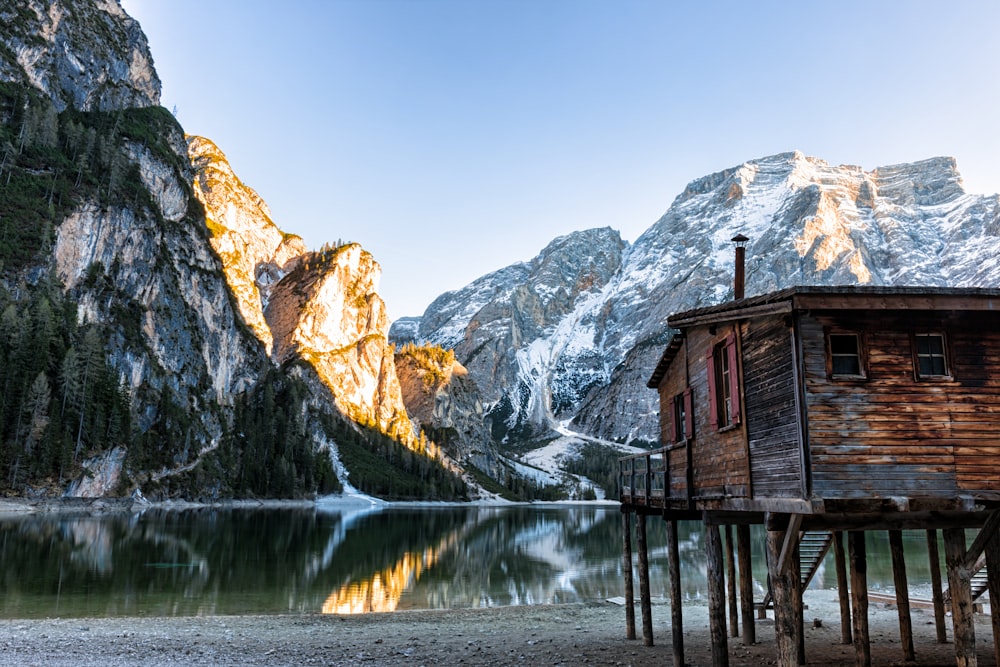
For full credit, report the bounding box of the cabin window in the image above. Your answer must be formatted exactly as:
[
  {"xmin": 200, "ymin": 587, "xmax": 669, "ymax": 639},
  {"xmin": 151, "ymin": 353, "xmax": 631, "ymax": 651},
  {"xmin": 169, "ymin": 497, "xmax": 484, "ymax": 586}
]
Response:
[
  {"xmin": 706, "ymin": 334, "xmax": 741, "ymax": 430},
  {"xmin": 670, "ymin": 389, "xmax": 694, "ymax": 443},
  {"xmin": 828, "ymin": 333, "xmax": 864, "ymax": 378},
  {"xmin": 914, "ymin": 333, "xmax": 949, "ymax": 378}
]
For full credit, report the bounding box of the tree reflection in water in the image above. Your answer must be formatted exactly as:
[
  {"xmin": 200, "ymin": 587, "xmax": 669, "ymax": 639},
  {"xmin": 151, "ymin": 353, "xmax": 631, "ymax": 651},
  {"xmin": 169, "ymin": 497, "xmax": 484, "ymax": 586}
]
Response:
[{"xmin": 0, "ymin": 505, "xmax": 932, "ymax": 618}]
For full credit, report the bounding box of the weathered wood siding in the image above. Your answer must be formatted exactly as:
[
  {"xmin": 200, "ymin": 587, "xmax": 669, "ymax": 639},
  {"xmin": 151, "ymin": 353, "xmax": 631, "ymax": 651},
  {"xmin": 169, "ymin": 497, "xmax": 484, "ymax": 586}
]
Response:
[
  {"xmin": 682, "ymin": 324, "xmax": 749, "ymax": 500},
  {"xmin": 801, "ymin": 310, "xmax": 1000, "ymax": 501},
  {"xmin": 742, "ymin": 316, "xmax": 802, "ymax": 498},
  {"xmin": 657, "ymin": 356, "xmax": 690, "ymax": 502}
]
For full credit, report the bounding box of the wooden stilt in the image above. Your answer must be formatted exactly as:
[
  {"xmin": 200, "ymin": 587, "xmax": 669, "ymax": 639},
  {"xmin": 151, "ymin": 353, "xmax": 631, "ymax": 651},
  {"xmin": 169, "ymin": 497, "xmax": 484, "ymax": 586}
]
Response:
[
  {"xmin": 636, "ymin": 513, "xmax": 654, "ymax": 647},
  {"xmin": 848, "ymin": 530, "xmax": 871, "ymax": 667},
  {"xmin": 792, "ymin": 538, "xmax": 805, "ymax": 667},
  {"xmin": 832, "ymin": 531, "xmax": 852, "ymax": 645},
  {"xmin": 706, "ymin": 522, "xmax": 729, "ymax": 667},
  {"xmin": 766, "ymin": 520, "xmax": 799, "ymax": 667},
  {"xmin": 888, "ymin": 530, "xmax": 915, "ymax": 662},
  {"xmin": 666, "ymin": 517, "xmax": 685, "ymax": 667},
  {"xmin": 984, "ymin": 525, "xmax": 1000, "ymax": 667},
  {"xmin": 943, "ymin": 527, "xmax": 977, "ymax": 667},
  {"xmin": 737, "ymin": 523, "xmax": 755, "ymax": 645},
  {"xmin": 725, "ymin": 524, "xmax": 739, "ymax": 638},
  {"xmin": 622, "ymin": 510, "xmax": 636, "ymax": 640},
  {"xmin": 927, "ymin": 529, "xmax": 948, "ymax": 643}
]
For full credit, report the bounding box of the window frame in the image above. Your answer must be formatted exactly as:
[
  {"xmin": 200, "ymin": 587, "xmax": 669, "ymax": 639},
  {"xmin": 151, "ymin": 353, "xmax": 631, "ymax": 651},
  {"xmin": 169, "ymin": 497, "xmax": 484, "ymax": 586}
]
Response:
[
  {"xmin": 912, "ymin": 332, "xmax": 952, "ymax": 380},
  {"xmin": 706, "ymin": 333, "xmax": 741, "ymax": 431},
  {"xmin": 826, "ymin": 331, "xmax": 867, "ymax": 380},
  {"xmin": 668, "ymin": 389, "xmax": 694, "ymax": 444}
]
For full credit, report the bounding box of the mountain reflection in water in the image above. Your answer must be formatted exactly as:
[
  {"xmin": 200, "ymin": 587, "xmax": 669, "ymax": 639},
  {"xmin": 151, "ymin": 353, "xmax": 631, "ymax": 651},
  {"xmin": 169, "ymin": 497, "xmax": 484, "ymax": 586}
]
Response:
[{"xmin": 0, "ymin": 504, "xmax": 937, "ymax": 618}]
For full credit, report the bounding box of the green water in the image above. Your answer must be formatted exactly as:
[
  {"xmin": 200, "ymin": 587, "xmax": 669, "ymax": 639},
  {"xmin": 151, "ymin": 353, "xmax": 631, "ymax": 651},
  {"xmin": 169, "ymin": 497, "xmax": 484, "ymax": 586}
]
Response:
[{"xmin": 0, "ymin": 504, "xmax": 940, "ymax": 618}]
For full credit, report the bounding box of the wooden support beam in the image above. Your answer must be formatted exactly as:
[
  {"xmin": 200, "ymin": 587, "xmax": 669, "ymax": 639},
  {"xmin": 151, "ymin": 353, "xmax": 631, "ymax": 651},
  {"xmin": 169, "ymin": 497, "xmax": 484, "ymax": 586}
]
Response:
[
  {"xmin": 622, "ymin": 510, "xmax": 636, "ymax": 640},
  {"xmin": 725, "ymin": 524, "xmax": 739, "ymax": 638},
  {"xmin": 636, "ymin": 513, "xmax": 654, "ymax": 647},
  {"xmin": 943, "ymin": 527, "xmax": 977, "ymax": 667},
  {"xmin": 962, "ymin": 509, "xmax": 1000, "ymax": 572},
  {"xmin": 792, "ymin": 539, "xmax": 805, "ymax": 667},
  {"xmin": 985, "ymin": 526, "xmax": 1000, "ymax": 667},
  {"xmin": 888, "ymin": 530, "xmax": 915, "ymax": 662},
  {"xmin": 927, "ymin": 529, "xmax": 948, "ymax": 644},
  {"xmin": 774, "ymin": 514, "xmax": 803, "ymax": 577},
  {"xmin": 706, "ymin": 523, "xmax": 729, "ymax": 667},
  {"xmin": 666, "ymin": 518, "xmax": 685, "ymax": 667},
  {"xmin": 766, "ymin": 522, "xmax": 799, "ymax": 667},
  {"xmin": 848, "ymin": 531, "xmax": 872, "ymax": 667},
  {"xmin": 832, "ymin": 531, "xmax": 852, "ymax": 645},
  {"xmin": 737, "ymin": 523, "xmax": 755, "ymax": 645}
]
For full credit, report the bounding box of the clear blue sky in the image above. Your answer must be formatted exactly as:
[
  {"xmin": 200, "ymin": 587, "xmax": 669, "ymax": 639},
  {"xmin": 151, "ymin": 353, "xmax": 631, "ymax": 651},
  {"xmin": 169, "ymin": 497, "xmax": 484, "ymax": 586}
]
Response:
[{"xmin": 122, "ymin": 0, "xmax": 1000, "ymax": 321}]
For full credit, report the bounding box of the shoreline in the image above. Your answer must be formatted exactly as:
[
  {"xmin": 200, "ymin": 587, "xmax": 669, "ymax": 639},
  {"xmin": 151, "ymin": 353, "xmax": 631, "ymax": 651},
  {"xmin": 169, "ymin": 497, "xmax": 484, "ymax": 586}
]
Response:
[{"xmin": 0, "ymin": 591, "xmax": 996, "ymax": 666}]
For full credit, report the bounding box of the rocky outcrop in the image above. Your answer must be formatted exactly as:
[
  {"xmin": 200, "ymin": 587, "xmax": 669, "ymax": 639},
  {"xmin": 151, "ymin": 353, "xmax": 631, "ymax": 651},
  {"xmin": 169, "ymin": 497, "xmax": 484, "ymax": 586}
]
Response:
[
  {"xmin": 266, "ymin": 244, "xmax": 417, "ymax": 446},
  {"xmin": 188, "ymin": 135, "xmax": 307, "ymax": 356},
  {"xmin": 394, "ymin": 344, "xmax": 502, "ymax": 478},
  {"xmin": 397, "ymin": 152, "xmax": 1000, "ymax": 446},
  {"xmin": 0, "ymin": 0, "xmax": 160, "ymax": 112}
]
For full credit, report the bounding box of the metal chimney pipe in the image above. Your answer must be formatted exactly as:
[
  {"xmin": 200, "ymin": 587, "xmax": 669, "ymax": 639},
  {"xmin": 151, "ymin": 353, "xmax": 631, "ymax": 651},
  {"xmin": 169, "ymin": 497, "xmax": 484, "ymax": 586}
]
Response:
[{"xmin": 732, "ymin": 234, "xmax": 749, "ymax": 300}]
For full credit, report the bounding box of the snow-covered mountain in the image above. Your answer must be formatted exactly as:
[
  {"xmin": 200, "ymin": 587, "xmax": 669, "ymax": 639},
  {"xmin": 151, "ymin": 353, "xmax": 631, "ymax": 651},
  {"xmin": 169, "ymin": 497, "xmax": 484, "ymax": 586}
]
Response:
[{"xmin": 392, "ymin": 151, "xmax": 1000, "ymax": 445}]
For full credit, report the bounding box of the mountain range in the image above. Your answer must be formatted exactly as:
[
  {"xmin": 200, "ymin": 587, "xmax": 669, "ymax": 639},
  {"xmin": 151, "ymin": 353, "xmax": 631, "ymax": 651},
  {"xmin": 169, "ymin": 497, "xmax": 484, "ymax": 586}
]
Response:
[{"xmin": 2, "ymin": 0, "xmax": 999, "ymax": 502}]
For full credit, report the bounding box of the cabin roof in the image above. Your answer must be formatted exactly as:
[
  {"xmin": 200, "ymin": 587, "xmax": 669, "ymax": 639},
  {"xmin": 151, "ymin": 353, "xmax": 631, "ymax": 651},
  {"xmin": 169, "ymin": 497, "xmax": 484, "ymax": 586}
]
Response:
[{"xmin": 646, "ymin": 285, "xmax": 1000, "ymax": 388}]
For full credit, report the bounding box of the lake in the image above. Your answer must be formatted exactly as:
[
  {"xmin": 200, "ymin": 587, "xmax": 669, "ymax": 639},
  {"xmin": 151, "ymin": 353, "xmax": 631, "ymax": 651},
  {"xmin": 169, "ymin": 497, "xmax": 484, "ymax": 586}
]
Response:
[{"xmin": 0, "ymin": 503, "xmax": 942, "ymax": 618}]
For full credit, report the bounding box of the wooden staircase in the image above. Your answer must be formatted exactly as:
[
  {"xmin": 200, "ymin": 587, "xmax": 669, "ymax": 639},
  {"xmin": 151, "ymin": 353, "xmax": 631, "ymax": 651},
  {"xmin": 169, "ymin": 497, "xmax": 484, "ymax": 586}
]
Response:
[
  {"xmin": 943, "ymin": 553, "xmax": 990, "ymax": 605},
  {"xmin": 758, "ymin": 530, "xmax": 834, "ymax": 612}
]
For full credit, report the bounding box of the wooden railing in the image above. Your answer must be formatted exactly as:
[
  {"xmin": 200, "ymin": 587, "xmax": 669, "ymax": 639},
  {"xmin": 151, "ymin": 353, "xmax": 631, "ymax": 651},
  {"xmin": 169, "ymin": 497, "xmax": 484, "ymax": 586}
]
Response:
[{"xmin": 619, "ymin": 446, "xmax": 668, "ymax": 506}]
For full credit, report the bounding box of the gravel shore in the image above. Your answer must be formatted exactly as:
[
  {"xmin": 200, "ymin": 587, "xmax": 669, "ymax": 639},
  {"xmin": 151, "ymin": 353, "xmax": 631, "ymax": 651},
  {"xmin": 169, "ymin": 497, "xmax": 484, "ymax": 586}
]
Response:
[{"xmin": 1, "ymin": 590, "xmax": 996, "ymax": 666}]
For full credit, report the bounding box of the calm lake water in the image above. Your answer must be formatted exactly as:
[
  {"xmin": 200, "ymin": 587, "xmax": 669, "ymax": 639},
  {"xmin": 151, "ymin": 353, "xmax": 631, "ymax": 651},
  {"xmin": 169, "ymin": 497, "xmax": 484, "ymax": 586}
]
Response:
[{"xmin": 0, "ymin": 503, "xmax": 942, "ymax": 618}]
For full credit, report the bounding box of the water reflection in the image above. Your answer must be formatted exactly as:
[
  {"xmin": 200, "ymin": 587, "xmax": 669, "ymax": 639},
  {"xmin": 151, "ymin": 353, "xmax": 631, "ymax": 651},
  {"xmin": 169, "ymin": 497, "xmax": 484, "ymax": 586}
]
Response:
[{"xmin": 0, "ymin": 505, "xmax": 944, "ymax": 618}]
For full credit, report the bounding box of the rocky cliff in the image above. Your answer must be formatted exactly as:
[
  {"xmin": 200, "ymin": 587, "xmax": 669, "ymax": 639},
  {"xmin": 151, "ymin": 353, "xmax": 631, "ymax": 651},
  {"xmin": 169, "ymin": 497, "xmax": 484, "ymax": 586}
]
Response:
[
  {"xmin": 0, "ymin": 0, "xmax": 159, "ymax": 112},
  {"xmin": 0, "ymin": 0, "xmax": 462, "ymax": 501},
  {"xmin": 395, "ymin": 152, "xmax": 1000, "ymax": 446}
]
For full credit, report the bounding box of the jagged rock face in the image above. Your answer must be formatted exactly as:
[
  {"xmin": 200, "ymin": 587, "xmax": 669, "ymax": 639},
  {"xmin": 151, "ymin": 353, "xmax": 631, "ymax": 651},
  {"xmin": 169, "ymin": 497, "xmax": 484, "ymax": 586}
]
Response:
[
  {"xmin": 392, "ymin": 227, "xmax": 626, "ymax": 442},
  {"xmin": 394, "ymin": 346, "xmax": 501, "ymax": 478},
  {"xmin": 266, "ymin": 244, "xmax": 417, "ymax": 446},
  {"xmin": 0, "ymin": 0, "xmax": 160, "ymax": 112},
  {"xmin": 398, "ymin": 152, "xmax": 1000, "ymax": 445},
  {"xmin": 188, "ymin": 135, "xmax": 307, "ymax": 356},
  {"xmin": 53, "ymin": 131, "xmax": 267, "ymax": 430}
]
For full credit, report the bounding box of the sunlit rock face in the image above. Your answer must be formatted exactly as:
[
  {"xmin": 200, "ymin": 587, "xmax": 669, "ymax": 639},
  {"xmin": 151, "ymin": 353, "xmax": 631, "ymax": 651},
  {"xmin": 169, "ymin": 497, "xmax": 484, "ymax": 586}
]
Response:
[
  {"xmin": 188, "ymin": 135, "xmax": 307, "ymax": 356},
  {"xmin": 394, "ymin": 345, "xmax": 502, "ymax": 479},
  {"xmin": 0, "ymin": 0, "xmax": 160, "ymax": 112},
  {"xmin": 397, "ymin": 152, "xmax": 1000, "ymax": 445},
  {"xmin": 266, "ymin": 244, "xmax": 417, "ymax": 446}
]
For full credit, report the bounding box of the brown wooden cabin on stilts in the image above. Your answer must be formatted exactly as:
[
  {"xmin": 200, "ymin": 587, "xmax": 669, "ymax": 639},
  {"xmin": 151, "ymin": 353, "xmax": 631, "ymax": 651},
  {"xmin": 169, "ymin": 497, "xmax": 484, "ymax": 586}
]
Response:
[{"xmin": 619, "ymin": 282, "xmax": 1000, "ymax": 667}]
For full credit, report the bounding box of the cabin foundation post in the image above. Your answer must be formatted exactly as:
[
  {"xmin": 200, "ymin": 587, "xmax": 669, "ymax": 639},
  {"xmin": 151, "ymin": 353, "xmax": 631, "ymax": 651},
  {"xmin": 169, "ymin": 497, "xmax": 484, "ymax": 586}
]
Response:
[
  {"xmin": 705, "ymin": 521, "xmax": 729, "ymax": 667},
  {"xmin": 765, "ymin": 515, "xmax": 799, "ymax": 667},
  {"xmin": 832, "ymin": 531, "xmax": 852, "ymax": 645},
  {"xmin": 792, "ymin": 539, "xmax": 805, "ymax": 666},
  {"xmin": 725, "ymin": 524, "xmax": 739, "ymax": 638},
  {"xmin": 926, "ymin": 529, "xmax": 948, "ymax": 643},
  {"xmin": 636, "ymin": 513, "xmax": 654, "ymax": 646},
  {"xmin": 984, "ymin": 524, "xmax": 1000, "ymax": 667},
  {"xmin": 943, "ymin": 527, "xmax": 977, "ymax": 667},
  {"xmin": 665, "ymin": 517, "xmax": 685, "ymax": 667},
  {"xmin": 622, "ymin": 509, "xmax": 636, "ymax": 640},
  {"xmin": 888, "ymin": 530, "xmax": 915, "ymax": 662},
  {"xmin": 848, "ymin": 530, "xmax": 872, "ymax": 667},
  {"xmin": 737, "ymin": 523, "xmax": 755, "ymax": 645}
]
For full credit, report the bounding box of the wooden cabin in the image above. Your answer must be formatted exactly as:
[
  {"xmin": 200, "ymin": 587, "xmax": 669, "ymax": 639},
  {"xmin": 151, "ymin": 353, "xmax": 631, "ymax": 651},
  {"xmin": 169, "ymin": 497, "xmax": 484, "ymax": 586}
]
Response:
[{"xmin": 620, "ymin": 285, "xmax": 1000, "ymax": 667}]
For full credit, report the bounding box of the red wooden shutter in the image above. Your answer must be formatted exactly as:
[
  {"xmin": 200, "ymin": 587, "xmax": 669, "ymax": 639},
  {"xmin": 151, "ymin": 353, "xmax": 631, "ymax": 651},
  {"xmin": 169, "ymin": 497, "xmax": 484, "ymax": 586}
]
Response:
[
  {"xmin": 726, "ymin": 333, "xmax": 741, "ymax": 424},
  {"xmin": 666, "ymin": 395, "xmax": 676, "ymax": 444},
  {"xmin": 683, "ymin": 388, "xmax": 694, "ymax": 439},
  {"xmin": 706, "ymin": 348, "xmax": 718, "ymax": 429}
]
